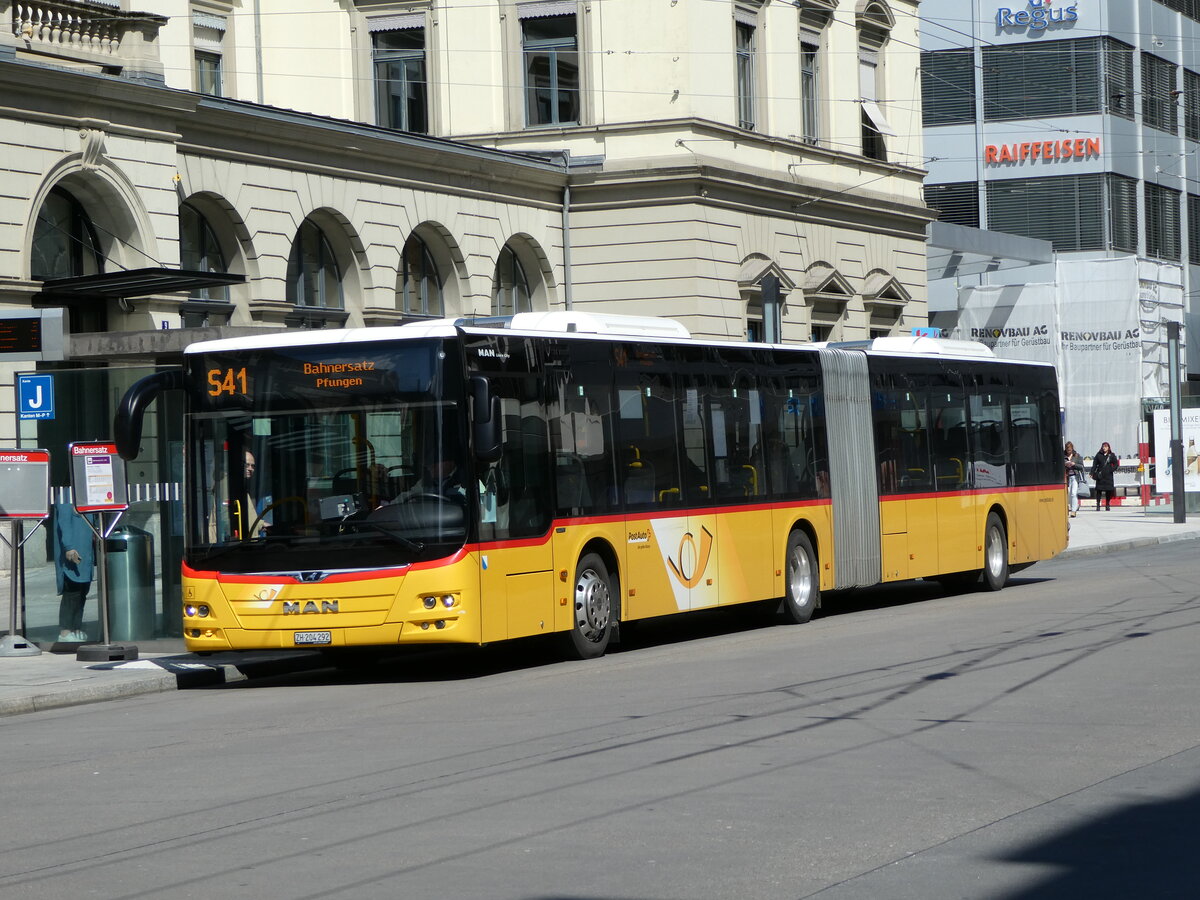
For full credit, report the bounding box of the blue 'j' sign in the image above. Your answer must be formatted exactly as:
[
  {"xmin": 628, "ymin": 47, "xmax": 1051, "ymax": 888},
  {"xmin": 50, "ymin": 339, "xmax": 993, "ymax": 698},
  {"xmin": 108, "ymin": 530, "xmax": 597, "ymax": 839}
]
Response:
[{"xmin": 17, "ymin": 374, "xmax": 55, "ymax": 421}]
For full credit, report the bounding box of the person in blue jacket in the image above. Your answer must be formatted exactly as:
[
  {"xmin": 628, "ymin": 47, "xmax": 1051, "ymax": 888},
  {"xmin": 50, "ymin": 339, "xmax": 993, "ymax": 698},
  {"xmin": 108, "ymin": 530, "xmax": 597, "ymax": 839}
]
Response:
[{"xmin": 53, "ymin": 503, "xmax": 95, "ymax": 643}]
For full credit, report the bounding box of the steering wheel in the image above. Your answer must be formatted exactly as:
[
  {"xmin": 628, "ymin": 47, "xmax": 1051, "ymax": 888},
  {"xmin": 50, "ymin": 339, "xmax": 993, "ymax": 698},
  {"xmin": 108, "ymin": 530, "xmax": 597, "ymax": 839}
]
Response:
[{"xmin": 248, "ymin": 495, "xmax": 309, "ymax": 536}]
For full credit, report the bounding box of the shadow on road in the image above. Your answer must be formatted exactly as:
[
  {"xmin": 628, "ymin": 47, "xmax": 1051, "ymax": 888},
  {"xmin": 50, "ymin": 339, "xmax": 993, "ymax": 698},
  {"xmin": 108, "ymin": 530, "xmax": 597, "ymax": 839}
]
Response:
[{"xmin": 994, "ymin": 781, "xmax": 1200, "ymax": 899}]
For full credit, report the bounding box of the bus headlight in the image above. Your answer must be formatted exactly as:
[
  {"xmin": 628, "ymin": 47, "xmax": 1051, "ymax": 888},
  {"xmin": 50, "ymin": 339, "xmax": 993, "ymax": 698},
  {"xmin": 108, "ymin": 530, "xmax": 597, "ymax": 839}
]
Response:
[
  {"xmin": 185, "ymin": 605, "xmax": 197, "ymax": 617},
  {"xmin": 441, "ymin": 595, "xmax": 456, "ymax": 608},
  {"xmin": 423, "ymin": 596, "xmax": 437, "ymax": 609}
]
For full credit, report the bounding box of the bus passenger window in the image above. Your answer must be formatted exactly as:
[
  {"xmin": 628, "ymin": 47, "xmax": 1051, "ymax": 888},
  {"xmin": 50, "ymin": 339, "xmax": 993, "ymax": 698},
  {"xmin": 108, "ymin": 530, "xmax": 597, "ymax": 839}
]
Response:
[{"xmin": 547, "ymin": 354, "xmax": 616, "ymax": 518}]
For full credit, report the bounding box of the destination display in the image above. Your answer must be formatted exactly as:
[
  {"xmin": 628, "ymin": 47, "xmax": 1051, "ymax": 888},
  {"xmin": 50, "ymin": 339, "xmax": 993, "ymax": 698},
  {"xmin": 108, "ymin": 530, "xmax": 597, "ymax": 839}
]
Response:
[{"xmin": 193, "ymin": 339, "xmax": 445, "ymax": 412}]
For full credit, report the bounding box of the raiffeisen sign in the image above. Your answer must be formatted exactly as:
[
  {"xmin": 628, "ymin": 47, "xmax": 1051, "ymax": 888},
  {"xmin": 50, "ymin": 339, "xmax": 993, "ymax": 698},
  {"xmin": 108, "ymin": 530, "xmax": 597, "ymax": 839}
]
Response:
[
  {"xmin": 997, "ymin": 0, "xmax": 1079, "ymax": 31},
  {"xmin": 984, "ymin": 137, "xmax": 1100, "ymax": 164}
]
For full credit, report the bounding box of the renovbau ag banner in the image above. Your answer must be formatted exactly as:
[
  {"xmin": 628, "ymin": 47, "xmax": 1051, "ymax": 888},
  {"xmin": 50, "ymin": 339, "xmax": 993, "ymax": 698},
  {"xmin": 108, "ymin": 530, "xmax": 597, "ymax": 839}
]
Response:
[{"xmin": 953, "ymin": 260, "xmax": 1142, "ymax": 456}]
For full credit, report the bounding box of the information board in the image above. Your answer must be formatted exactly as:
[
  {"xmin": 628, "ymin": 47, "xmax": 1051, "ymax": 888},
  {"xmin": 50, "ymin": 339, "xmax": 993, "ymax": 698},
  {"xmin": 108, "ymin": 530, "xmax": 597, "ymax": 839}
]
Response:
[
  {"xmin": 2, "ymin": 309, "xmax": 65, "ymax": 361},
  {"xmin": 69, "ymin": 442, "xmax": 129, "ymax": 513},
  {"xmin": 0, "ymin": 449, "xmax": 50, "ymax": 519}
]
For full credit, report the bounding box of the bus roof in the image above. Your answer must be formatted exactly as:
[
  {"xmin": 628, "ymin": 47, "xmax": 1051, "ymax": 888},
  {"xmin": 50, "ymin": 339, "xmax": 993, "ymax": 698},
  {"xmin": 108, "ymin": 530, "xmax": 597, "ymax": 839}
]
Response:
[
  {"xmin": 185, "ymin": 317, "xmax": 1041, "ymax": 367},
  {"xmin": 829, "ymin": 336, "xmax": 997, "ymax": 358}
]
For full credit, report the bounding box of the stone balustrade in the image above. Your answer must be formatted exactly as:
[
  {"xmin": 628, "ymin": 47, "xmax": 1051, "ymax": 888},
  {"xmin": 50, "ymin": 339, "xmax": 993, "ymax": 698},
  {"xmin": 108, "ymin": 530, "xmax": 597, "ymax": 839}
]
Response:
[
  {"xmin": 13, "ymin": 1, "xmax": 121, "ymax": 55},
  {"xmin": 5, "ymin": 1, "xmax": 167, "ymax": 82}
]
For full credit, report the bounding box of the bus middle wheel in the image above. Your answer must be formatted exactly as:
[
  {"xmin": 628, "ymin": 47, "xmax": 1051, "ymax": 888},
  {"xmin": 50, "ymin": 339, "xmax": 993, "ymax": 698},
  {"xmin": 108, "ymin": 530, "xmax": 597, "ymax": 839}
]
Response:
[
  {"xmin": 780, "ymin": 530, "xmax": 819, "ymax": 624},
  {"xmin": 566, "ymin": 552, "xmax": 614, "ymax": 659}
]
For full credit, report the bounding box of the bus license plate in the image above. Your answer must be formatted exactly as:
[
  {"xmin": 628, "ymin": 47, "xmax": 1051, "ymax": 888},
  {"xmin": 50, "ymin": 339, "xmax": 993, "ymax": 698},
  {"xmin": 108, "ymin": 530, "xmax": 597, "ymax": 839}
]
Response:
[{"xmin": 294, "ymin": 631, "xmax": 332, "ymax": 645}]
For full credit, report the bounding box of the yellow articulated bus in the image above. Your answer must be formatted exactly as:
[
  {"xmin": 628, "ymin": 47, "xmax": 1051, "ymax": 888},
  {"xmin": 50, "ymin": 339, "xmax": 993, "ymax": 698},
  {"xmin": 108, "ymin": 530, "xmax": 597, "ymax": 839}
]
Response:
[{"xmin": 114, "ymin": 312, "xmax": 1066, "ymax": 659}]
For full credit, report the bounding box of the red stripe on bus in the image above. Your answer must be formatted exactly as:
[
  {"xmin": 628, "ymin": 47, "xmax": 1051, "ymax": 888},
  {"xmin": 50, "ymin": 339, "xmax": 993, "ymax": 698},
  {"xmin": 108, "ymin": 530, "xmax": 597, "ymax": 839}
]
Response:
[{"xmin": 881, "ymin": 483, "xmax": 1064, "ymax": 503}]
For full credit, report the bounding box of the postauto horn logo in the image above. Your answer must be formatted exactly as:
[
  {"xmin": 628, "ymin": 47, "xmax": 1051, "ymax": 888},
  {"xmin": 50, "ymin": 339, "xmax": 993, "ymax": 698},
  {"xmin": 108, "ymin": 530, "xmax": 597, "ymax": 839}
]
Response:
[{"xmin": 997, "ymin": 0, "xmax": 1078, "ymax": 30}]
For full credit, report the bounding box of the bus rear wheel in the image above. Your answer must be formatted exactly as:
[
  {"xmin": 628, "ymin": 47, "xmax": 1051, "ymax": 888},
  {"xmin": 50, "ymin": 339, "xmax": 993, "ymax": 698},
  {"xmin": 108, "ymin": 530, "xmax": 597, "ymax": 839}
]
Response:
[
  {"xmin": 566, "ymin": 553, "xmax": 614, "ymax": 659},
  {"xmin": 780, "ymin": 530, "xmax": 819, "ymax": 624},
  {"xmin": 983, "ymin": 512, "xmax": 1009, "ymax": 592}
]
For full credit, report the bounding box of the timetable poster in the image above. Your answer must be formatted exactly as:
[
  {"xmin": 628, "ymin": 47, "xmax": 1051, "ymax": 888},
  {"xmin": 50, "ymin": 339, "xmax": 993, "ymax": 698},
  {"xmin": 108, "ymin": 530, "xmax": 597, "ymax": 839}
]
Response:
[{"xmin": 84, "ymin": 453, "xmax": 116, "ymax": 507}]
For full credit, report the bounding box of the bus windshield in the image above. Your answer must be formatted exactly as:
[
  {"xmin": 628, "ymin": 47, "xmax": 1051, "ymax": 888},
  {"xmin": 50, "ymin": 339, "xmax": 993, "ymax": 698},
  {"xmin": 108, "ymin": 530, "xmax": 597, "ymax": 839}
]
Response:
[{"xmin": 186, "ymin": 339, "xmax": 469, "ymax": 573}]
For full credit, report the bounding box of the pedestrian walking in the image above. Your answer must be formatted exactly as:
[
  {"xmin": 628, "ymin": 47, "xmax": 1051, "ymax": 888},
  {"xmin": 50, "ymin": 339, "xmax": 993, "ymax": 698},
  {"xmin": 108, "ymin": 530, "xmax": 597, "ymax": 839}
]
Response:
[
  {"xmin": 1091, "ymin": 442, "xmax": 1119, "ymax": 511},
  {"xmin": 1064, "ymin": 441, "xmax": 1084, "ymax": 517}
]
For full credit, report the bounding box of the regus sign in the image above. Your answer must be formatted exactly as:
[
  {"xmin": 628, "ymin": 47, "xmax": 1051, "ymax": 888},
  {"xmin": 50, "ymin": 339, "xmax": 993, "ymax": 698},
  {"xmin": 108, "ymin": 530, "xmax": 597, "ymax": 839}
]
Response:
[{"xmin": 997, "ymin": 0, "xmax": 1078, "ymax": 30}]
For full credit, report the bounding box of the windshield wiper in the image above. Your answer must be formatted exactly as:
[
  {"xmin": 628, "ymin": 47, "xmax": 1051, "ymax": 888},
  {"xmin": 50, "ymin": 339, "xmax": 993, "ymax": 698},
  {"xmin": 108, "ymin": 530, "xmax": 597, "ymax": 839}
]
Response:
[
  {"xmin": 192, "ymin": 535, "xmax": 276, "ymax": 567},
  {"xmin": 349, "ymin": 520, "xmax": 426, "ymax": 553}
]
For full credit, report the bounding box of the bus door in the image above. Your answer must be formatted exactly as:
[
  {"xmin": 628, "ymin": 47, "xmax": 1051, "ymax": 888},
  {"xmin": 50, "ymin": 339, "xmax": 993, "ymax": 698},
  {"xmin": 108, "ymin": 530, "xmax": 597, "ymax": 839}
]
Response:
[
  {"xmin": 702, "ymin": 373, "xmax": 772, "ymax": 606},
  {"xmin": 471, "ymin": 337, "xmax": 555, "ymax": 643},
  {"xmin": 872, "ymin": 372, "xmax": 934, "ymax": 580},
  {"xmin": 545, "ymin": 338, "xmax": 623, "ymax": 630},
  {"xmin": 615, "ymin": 363, "xmax": 702, "ymax": 616},
  {"xmin": 1008, "ymin": 389, "xmax": 1047, "ymax": 565},
  {"xmin": 930, "ymin": 384, "xmax": 977, "ymax": 574}
]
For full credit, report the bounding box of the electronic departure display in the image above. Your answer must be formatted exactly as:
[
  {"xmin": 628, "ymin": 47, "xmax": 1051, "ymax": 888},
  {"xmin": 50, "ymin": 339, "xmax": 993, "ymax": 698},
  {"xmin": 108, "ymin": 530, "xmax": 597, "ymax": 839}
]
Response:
[{"xmin": 0, "ymin": 317, "xmax": 41, "ymax": 353}]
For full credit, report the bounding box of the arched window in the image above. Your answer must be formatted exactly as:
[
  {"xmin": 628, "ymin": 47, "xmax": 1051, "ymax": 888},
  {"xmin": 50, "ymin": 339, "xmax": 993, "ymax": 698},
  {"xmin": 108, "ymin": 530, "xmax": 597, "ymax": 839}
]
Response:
[
  {"xmin": 492, "ymin": 245, "xmax": 531, "ymax": 315},
  {"xmin": 286, "ymin": 219, "xmax": 343, "ymax": 309},
  {"xmin": 31, "ymin": 187, "xmax": 103, "ymax": 281},
  {"xmin": 400, "ymin": 233, "xmax": 442, "ymax": 317},
  {"xmin": 180, "ymin": 202, "xmax": 229, "ymax": 302}
]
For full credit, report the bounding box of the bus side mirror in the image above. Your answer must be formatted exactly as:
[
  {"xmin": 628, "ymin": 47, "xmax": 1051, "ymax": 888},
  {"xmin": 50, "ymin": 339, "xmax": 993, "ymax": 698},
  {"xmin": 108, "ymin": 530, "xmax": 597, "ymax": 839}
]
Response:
[
  {"xmin": 471, "ymin": 376, "xmax": 502, "ymax": 463},
  {"xmin": 114, "ymin": 368, "xmax": 185, "ymax": 461}
]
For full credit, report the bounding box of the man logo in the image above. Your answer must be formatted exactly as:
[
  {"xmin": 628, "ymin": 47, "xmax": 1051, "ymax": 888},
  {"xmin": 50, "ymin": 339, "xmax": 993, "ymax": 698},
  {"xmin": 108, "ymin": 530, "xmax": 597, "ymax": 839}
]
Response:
[
  {"xmin": 282, "ymin": 600, "xmax": 339, "ymax": 614},
  {"xmin": 666, "ymin": 526, "xmax": 715, "ymax": 589}
]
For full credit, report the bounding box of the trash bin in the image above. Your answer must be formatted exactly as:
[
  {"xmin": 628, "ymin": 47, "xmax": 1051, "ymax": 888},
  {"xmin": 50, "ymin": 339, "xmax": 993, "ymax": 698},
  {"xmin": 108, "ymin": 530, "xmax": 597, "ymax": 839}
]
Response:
[{"xmin": 106, "ymin": 526, "xmax": 156, "ymax": 642}]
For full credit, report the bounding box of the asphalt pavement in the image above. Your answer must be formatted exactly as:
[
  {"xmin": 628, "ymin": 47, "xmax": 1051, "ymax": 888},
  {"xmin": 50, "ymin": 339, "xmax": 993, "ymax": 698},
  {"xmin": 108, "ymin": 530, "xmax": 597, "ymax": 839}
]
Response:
[{"xmin": 2, "ymin": 505, "xmax": 1198, "ymax": 718}]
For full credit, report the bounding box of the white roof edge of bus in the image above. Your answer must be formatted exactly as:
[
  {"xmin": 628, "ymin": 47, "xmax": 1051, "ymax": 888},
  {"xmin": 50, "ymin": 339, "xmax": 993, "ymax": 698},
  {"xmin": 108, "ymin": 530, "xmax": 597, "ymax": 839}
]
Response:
[
  {"xmin": 507, "ymin": 311, "xmax": 692, "ymax": 339},
  {"xmin": 862, "ymin": 336, "xmax": 996, "ymax": 357},
  {"xmin": 185, "ymin": 313, "xmax": 692, "ymax": 354},
  {"xmin": 184, "ymin": 324, "xmax": 459, "ymax": 354}
]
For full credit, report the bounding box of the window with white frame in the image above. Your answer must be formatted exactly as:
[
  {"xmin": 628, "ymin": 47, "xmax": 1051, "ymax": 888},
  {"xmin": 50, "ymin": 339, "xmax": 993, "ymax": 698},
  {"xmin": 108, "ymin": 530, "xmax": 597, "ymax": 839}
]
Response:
[
  {"xmin": 797, "ymin": 3, "xmax": 832, "ymax": 144},
  {"xmin": 371, "ymin": 14, "xmax": 428, "ymax": 133},
  {"xmin": 192, "ymin": 10, "xmax": 226, "ymax": 96},
  {"xmin": 857, "ymin": 3, "xmax": 895, "ymax": 162},
  {"xmin": 800, "ymin": 39, "xmax": 820, "ymax": 143},
  {"xmin": 734, "ymin": 9, "xmax": 757, "ymax": 131},
  {"xmin": 520, "ymin": 3, "xmax": 579, "ymax": 127}
]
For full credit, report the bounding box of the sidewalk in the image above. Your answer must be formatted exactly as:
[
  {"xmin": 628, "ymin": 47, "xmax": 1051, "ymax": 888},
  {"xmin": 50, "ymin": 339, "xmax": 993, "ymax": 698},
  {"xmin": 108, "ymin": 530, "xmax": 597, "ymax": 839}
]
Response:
[{"xmin": 3, "ymin": 508, "xmax": 1200, "ymax": 717}]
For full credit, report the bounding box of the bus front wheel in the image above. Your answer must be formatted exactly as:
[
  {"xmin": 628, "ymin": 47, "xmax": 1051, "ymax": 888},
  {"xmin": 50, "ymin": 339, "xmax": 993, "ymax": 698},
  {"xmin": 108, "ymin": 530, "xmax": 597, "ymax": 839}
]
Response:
[
  {"xmin": 983, "ymin": 512, "xmax": 1009, "ymax": 592},
  {"xmin": 780, "ymin": 530, "xmax": 819, "ymax": 624},
  {"xmin": 566, "ymin": 553, "xmax": 614, "ymax": 659}
]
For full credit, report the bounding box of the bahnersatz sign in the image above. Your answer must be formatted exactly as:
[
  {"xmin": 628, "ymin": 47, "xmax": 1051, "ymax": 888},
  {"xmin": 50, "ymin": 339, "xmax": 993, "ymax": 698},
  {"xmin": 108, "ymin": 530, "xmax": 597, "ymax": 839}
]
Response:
[{"xmin": 997, "ymin": 0, "xmax": 1078, "ymax": 31}]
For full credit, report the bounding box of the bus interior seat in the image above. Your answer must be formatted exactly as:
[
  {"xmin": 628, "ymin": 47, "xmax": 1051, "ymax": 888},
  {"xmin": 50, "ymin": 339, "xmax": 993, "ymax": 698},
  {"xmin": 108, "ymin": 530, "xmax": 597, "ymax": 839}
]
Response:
[
  {"xmin": 555, "ymin": 453, "xmax": 590, "ymax": 511},
  {"xmin": 623, "ymin": 459, "xmax": 656, "ymax": 505},
  {"xmin": 1011, "ymin": 420, "xmax": 1039, "ymax": 464}
]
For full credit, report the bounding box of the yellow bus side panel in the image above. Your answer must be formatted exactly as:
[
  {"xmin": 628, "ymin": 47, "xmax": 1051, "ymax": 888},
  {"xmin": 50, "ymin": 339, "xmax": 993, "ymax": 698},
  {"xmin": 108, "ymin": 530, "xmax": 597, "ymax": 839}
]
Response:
[
  {"xmin": 478, "ymin": 542, "xmax": 555, "ymax": 642},
  {"xmin": 623, "ymin": 514, "xmax": 694, "ymax": 619},
  {"xmin": 938, "ymin": 493, "xmax": 980, "ymax": 575},
  {"xmin": 715, "ymin": 509, "xmax": 774, "ymax": 606},
  {"xmin": 904, "ymin": 497, "xmax": 941, "ymax": 579},
  {"xmin": 881, "ymin": 532, "xmax": 908, "ymax": 581}
]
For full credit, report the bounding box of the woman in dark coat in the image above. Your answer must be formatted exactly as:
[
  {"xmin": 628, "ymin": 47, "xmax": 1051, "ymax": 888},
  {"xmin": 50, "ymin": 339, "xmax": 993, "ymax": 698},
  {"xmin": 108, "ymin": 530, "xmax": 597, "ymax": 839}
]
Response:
[{"xmin": 1091, "ymin": 442, "xmax": 1119, "ymax": 511}]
